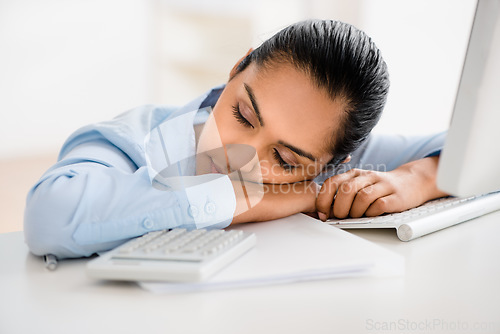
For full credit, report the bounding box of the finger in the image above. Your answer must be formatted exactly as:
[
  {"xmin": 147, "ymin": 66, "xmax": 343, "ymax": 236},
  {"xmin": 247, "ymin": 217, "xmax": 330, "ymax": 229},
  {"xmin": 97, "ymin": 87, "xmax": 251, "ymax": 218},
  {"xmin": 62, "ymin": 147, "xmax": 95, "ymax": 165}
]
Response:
[
  {"xmin": 348, "ymin": 182, "xmax": 394, "ymax": 218},
  {"xmin": 331, "ymin": 173, "xmax": 381, "ymax": 218},
  {"xmin": 316, "ymin": 169, "xmax": 363, "ymax": 219},
  {"xmin": 364, "ymin": 194, "xmax": 400, "ymax": 217},
  {"xmin": 303, "ymin": 211, "xmax": 319, "ymax": 219}
]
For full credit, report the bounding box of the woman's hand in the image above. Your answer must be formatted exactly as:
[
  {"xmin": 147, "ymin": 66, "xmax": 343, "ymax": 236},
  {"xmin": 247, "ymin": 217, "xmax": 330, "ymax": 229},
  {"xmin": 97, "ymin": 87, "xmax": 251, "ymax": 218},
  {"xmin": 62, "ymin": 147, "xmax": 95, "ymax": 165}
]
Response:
[
  {"xmin": 231, "ymin": 180, "xmax": 319, "ymax": 224},
  {"xmin": 315, "ymin": 156, "xmax": 449, "ymax": 221}
]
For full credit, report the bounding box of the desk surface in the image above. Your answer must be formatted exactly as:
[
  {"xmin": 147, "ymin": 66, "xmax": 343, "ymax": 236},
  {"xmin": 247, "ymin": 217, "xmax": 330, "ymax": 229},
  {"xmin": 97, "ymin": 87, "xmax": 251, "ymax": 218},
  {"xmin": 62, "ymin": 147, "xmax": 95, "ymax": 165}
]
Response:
[{"xmin": 2, "ymin": 212, "xmax": 500, "ymax": 334}]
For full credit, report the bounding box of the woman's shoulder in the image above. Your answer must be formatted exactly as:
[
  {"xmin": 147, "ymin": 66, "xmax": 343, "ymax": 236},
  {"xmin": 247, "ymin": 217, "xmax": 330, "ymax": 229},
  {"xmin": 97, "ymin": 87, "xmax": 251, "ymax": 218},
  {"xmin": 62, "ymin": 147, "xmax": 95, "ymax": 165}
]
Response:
[{"xmin": 57, "ymin": 104, "xmax": 177, "ymax": 162}]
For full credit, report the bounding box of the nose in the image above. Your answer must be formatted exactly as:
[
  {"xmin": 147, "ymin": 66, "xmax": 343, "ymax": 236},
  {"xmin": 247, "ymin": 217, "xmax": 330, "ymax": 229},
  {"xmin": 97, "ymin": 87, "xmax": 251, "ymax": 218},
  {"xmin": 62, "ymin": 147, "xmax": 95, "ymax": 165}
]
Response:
[{"xmin": 225, "ymin": 143, "xmax": 262, "ymax": 181}]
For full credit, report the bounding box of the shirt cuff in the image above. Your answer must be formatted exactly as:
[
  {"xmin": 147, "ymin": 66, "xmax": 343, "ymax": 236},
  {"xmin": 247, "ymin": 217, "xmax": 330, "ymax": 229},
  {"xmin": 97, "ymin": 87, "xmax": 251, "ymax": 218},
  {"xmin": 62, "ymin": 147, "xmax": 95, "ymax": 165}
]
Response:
[
  {"xmin": 158, "ymin": 173, "xmax": 237, "ymax": 229},
  {"xmin": 184, "ymin": 174, "xmax": 236, "ymax": 229}
]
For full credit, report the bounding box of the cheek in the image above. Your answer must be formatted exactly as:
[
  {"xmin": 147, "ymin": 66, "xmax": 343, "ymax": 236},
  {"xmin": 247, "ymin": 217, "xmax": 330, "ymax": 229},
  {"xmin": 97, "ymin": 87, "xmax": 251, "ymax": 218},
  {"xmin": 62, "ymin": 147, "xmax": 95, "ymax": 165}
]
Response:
[
  {"xmin": 258, "ymin": 161, "xmax": 297, "ymax": 183},
  {"xmin": 213, "ymin": 109, "xmax": 237, "ymax": 145},
  {"xmin": 232, "ymin": 155, "xmax": 287, "ymax": 184},
  {"xmin": 259, "ymin": 161, "xmax": 324, "ymax": 183},
  {"xmin": 197, "ymin": 114, "xmax": 224, "ymax": 153}
]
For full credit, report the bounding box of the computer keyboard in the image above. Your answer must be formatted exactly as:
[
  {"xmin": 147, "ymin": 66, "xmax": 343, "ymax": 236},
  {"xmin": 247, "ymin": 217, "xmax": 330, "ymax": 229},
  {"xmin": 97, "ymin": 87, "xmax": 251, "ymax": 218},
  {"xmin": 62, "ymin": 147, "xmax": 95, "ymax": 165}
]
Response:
[
  {"xmin": 87, "ymin": 228, "xmax": 256, "ymax": 282},
  {"xmin": 327, "ymin": 191, "xmax": 500, "ymax": 241}
]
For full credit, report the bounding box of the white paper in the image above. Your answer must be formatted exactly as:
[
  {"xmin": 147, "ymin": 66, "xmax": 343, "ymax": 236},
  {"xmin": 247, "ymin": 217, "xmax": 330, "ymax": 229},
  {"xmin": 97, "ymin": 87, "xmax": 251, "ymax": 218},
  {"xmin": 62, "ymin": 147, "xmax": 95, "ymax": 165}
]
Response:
[{"xmin": 139, "ymin": 214, "xmax": 404, "ymax": 293}]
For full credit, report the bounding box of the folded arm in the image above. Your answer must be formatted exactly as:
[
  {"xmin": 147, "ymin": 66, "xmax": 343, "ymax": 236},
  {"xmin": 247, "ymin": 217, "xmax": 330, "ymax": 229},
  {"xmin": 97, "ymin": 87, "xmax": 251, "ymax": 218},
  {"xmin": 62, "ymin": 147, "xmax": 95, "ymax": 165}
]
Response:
[{"xmin": 24, "ymin": 141, "xmax": 235, "ymax": 259}]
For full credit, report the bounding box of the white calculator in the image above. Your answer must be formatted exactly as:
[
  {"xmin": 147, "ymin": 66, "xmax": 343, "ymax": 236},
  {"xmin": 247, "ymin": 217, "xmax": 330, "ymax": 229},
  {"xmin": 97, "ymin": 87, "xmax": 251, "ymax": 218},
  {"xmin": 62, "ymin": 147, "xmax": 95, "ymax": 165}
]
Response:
[{"xmin": 86, "ymin": 228, "xmax": 256, "ymax": 282}]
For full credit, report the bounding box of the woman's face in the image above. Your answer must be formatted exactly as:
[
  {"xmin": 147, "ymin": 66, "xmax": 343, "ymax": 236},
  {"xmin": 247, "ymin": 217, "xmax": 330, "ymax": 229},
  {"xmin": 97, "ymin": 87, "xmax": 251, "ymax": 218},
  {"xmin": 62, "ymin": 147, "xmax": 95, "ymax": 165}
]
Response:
[{"xmin": 198, "ymin": 61, "xmax": 345, "ymax": 184}]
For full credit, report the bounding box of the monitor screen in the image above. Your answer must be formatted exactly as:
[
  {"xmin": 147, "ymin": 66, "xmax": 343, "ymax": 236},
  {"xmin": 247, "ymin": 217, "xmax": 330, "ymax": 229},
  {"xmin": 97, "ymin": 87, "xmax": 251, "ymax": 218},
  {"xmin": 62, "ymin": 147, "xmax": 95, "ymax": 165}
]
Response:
[{"xmin": 437, "ymin": 0, "xmax": 500, "ymax": 197}]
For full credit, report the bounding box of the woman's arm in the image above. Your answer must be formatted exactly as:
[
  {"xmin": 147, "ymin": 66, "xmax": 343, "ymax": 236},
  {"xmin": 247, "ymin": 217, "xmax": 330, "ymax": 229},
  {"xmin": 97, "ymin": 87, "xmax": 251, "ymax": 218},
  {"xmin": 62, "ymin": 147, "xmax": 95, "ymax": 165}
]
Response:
[
  {"xmin": 231, "ymin": 180, "xmax": 318, "ymax": 224},
  {"xmin": 315, "ymin": 156, "xmax": 448, "ymax": 220},
  {"xmin": 24, "ymin": 143, "xmax": 236, "ymax": 259},
  {"xmin": 314, "ymin": 132, "xmax": 448, "ymax": 220}
]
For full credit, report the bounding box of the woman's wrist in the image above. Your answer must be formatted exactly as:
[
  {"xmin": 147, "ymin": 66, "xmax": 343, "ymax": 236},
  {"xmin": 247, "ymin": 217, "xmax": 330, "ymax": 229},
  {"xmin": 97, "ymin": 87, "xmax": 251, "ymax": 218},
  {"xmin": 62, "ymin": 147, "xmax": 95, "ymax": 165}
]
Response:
[
  {"xmin": 231, "ymin": 180, "xmax": 318, "ymax": 224},
  {"xmin": 400, "ymin": 156, "xmax": 449, "ymax": 202}
]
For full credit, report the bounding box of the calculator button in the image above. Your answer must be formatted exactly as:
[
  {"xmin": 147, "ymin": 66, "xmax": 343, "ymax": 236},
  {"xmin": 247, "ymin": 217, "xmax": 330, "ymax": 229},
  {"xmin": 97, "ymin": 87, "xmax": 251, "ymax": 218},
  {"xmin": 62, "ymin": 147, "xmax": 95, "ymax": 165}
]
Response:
[
  {"xmin": 146, "ymin": 230, "xmax": 165, "ymax": 238},
  {"xmin": 191, "ymin": 229, "xmax": 207, "ymax": 236},
  {"xmin": 169, "ymin": 228, "xmax": 187, "ymax": 235}
]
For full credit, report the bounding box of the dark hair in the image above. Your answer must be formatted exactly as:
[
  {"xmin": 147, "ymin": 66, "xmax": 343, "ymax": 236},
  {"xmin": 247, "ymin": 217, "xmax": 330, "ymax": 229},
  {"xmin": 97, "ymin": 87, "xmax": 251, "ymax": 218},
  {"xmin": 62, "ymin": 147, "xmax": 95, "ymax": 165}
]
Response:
[{"xmin": 233, "ymin": 19, "xmax": 390, "ymax": 166}]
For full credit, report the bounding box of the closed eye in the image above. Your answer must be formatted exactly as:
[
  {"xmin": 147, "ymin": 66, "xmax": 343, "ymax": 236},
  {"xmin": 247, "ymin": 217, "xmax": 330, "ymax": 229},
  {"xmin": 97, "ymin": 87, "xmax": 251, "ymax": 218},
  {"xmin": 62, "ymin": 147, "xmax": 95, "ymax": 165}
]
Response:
[
  {"xmin": 272, "ymin": 148, "xmax": 296, "ymax": 171},
  {"xmin": 232, "ymin": 101, "xmax": 297, "ymax": 171},
  {"xmin": 232, "ymin": 104, "xmax": 253, "ymax": 128}
]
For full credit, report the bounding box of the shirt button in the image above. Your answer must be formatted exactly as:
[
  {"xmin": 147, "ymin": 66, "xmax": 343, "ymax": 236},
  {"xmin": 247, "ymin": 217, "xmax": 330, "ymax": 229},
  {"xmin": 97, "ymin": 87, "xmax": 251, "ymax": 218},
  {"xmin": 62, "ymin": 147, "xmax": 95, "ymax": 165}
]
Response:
[
  {"xmin": 188, "ymin": 205, "xmax": 199, "ymax": 218},
  {"xmin": 142, "ymin": 218, "xmax": 154, "ymax": 230},
  {"xmin": 205, "ymin": 201, "xmax": 216, "ymax": 215}
]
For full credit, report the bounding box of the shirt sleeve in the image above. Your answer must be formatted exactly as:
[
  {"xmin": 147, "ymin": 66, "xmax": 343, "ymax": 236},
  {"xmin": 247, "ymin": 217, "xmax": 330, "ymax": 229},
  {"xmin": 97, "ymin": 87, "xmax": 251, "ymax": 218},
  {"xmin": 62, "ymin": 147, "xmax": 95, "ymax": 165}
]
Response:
[
  {"xmin": 347, "ymin": 132, "xmax": 446, "ymax": 172},
  {"xmin": 24, "ymin": 131, "xmax": 236, "ymax": 260},
  {"xmin": 315, "ymin": 132, "xmax": 446, "ymax": 183}
]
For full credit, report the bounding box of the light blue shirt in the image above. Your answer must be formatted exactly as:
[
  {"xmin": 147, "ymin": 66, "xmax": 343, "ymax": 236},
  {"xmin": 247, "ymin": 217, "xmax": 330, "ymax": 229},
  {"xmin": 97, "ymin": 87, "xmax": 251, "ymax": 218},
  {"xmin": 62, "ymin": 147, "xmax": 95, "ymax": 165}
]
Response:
[{"xmin": 23, "ymin": 86, "xmax": 445, "ymax": 259}]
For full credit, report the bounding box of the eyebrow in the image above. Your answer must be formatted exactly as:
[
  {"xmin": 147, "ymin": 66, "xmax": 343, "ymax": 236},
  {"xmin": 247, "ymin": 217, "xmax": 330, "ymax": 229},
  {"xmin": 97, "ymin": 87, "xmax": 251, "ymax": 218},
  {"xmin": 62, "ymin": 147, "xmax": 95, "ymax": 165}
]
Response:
[{"xmin": 243, "ymin": 82, "xmax": 318, "ymax": 163}]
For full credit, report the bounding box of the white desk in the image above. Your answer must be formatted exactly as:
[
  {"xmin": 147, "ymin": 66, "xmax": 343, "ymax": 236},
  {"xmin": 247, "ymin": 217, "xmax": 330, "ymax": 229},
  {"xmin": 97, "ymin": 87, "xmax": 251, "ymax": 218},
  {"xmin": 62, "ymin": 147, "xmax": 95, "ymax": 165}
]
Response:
[{"xmin": 1, "ymin": 212, "xmax": 500, "ymax": 334}]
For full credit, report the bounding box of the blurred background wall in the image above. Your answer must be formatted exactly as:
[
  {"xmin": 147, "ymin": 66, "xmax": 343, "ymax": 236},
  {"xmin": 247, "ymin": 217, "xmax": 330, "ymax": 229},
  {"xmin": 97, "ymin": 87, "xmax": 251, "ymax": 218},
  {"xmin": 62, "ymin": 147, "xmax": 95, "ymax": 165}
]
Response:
[
  {"xmin": 1, "ymin": 0, "xmax": 477, "ymax": 160},
  {"xmin": 0, "ymin": 0, "xmax": 478, "ymax": 233}
]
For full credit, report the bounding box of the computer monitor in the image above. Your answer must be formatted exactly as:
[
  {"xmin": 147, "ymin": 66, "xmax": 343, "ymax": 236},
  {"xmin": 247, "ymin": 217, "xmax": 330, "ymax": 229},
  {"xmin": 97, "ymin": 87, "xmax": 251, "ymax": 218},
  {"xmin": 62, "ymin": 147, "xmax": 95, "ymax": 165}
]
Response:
[{"xmin": 437, "ymin": 0, "xmax": 500, "ymax": 197}]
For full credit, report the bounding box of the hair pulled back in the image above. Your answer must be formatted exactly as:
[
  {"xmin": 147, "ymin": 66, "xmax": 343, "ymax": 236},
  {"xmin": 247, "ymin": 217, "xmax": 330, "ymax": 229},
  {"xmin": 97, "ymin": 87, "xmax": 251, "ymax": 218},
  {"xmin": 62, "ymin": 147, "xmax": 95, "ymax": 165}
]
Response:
[{"xmin": 234, "ymin": 19, "xmax": 390, "ymax": 166}]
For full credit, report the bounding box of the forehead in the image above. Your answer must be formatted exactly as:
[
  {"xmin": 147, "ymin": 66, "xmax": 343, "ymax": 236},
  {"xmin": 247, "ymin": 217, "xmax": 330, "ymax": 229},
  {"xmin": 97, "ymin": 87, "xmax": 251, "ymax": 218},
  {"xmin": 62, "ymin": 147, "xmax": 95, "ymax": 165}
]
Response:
[{"xmin": 238, "ymin": 63, "xmax": 344, "ymax": 163}]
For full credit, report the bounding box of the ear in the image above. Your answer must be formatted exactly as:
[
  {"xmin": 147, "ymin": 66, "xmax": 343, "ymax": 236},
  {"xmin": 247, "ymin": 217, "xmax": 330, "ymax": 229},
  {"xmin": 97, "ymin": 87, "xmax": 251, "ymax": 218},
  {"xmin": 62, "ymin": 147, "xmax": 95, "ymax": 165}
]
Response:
[
  {"xmin": 229, "ymin": 48, "xmax": 254, "ymax": 79},
  {"xmin": 341, "ymin": 155, "xmax": 352, "ymax": 164}
]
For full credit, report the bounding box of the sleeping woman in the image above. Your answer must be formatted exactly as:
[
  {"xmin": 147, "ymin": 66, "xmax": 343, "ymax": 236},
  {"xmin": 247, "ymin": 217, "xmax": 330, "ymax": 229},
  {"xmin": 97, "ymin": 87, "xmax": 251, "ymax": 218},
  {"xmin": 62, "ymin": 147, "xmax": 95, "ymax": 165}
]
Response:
[{"xmin": 24, "ymin": 19, "xmax": 447, "ymax": 259}]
